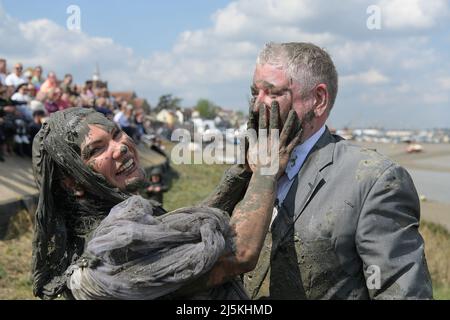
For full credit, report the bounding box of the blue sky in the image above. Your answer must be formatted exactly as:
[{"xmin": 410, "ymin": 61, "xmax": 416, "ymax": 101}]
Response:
[
  {"xmin": 1, "ymin": 0, "xmax": 230, "ymax": 55},
  {"xmin": 1, "ymin": 0, "xmax": 450, "ymax": 129}
]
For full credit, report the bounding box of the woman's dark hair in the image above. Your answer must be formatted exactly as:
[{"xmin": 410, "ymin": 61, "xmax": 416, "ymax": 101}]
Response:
[
  {"xmin": 31, "ymin": 107, "xmax": 129, "ymax": 299},
  {"xmin": 15, "ymin": 83, "xmax": 27, "ymax": 93}
]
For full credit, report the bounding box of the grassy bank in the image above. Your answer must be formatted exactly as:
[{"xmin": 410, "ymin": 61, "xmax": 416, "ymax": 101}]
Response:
[{"xmin": 1, "ymin": 160, "xmax": 449, "ymax": 299}]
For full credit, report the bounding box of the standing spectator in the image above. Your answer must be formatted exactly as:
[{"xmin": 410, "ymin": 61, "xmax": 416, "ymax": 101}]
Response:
[
  {"xmin": 5, "ymin": 63, "xmax": 26, "ymax": 88},
  {"xmin": 39, "ymin": 71, "xmax": 58, "ymax": 95},
  {"xmin": 142, "ymin": 167, "xmax": 169, "ymax": 205},
  {"xmin": 32, "ymin": 66, "xmax": 44, "ymax": 89},
  {"xmin": 0, "ymin": 59, "xmax": 7, "ymax": 86}
]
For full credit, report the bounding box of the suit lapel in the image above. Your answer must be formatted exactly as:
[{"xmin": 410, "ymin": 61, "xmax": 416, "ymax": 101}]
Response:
[{"xmin": 288, "ymin": 127, "xmax": 337, "ymax": 220}]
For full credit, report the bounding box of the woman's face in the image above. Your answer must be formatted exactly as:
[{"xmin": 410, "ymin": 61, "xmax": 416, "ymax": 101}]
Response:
[{"xmin": 80, "ymin": 124, "xmax": 145, "ymax": 191}]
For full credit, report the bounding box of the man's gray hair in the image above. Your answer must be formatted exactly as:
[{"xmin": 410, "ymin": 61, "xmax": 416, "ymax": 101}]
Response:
[{"xmin": 257, "ymin": 42, "xmax": 338, "ymax": 111}]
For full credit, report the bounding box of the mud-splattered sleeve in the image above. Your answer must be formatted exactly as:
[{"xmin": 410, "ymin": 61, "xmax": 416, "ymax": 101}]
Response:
[
  {"xmin": 200, "ymin": 164, "xmax": 252, "ymax": 216},
  {"xmin": 355, "ymin": 164, "xmax": 433, "ymax": 299}
]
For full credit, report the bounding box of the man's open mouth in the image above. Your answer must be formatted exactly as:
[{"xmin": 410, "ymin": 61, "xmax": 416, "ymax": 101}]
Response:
[{"xmin": 116, "ymin": 158, "xmax": 136, "ymax": 176}]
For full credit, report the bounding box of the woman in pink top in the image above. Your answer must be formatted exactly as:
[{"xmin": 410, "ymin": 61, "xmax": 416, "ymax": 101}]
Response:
[{"xmin": 39, "ymin": 72, "xmax": 58, "ymax": 94}]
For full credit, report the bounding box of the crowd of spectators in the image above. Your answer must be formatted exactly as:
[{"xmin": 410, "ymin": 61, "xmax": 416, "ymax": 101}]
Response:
[{"xmin": 0, "ymin": 58, "xmax": 147, "ymax": 162}]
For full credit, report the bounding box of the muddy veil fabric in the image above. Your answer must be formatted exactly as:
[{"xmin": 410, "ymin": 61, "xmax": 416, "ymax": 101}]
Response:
[{"xmin": 67, "ymin": 195, "xmax": 248, "ymax": 300}]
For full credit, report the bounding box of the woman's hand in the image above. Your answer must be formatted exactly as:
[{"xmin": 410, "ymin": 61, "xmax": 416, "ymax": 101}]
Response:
[{"xmin": 246, "ymin": 101, "xmax": 303, "ymax": 179}]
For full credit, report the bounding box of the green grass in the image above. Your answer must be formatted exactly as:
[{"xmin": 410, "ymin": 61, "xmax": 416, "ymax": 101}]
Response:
[
  {"xmin": 434, "ymin": 286, "xmax": 450, "ymax": 300},
  {"xmin": 419, "ymin": 221, "xmax": 450, "ymax": 300},
  {"xmin": 0, "ymin": 229, "xmax": 34, "ymax": 299},
  {"xmin": 164, "ymin": 162, "xmax": 230, "ymax": 211}
]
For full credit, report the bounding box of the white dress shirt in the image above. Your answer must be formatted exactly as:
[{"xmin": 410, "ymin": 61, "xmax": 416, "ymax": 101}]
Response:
[{"xmin": 271, "ymin": 125, "xmax": 326, "ymax": 225}]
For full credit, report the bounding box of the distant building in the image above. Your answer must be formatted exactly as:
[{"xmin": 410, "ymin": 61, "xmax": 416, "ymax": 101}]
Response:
[
  {"xmin": 92, "ymin": 63, "xmax": 108, "ymax": 89},
  {"xmin": 156, "ymin": 109, "xmax": 178, "ymax": 128},
  {"xmin": 111, "ymin": 91, "xmax": 137, "ymax": 102},
  {"xmin": 134, "ymin": 98, "xmax": 151, "ymax": 114},
  {"xmin": 175, "ymin": 109, "xmax": 184, "ymax": 123},
  {"xmin": 110, "ymin": 91, "xmax": 151, "ymax": 114},
  {"xmin": 192, "ymin": 110, "xmax": 200, "ymax": 119}
]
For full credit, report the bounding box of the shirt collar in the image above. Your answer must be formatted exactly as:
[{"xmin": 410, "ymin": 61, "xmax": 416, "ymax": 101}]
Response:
[{"xmin": 285, "ymin": 125, "xmax": 326, "ymax": 180}]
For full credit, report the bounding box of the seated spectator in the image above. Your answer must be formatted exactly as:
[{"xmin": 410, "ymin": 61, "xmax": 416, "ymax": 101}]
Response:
[
  {"xmin": 114, "ymin": 103, "xmax": 135, "ymax": 138},
  {"xmin": 1, "ymin": 98, "xmax": 34, "ymax": 157},
  {"xmin": 0, "ymin": 58, "xmax": 7, "ymax": 86},
  {"xmin": 30, "ymin": 100, "xmax": 46, "ymax": 114},
  {"xmin": 39, "ymin": 71, "xmax": 58, "ymax": 94},
  {"xmin": 134, "ymin": 108, "xmax": 146, "ymax": 142},
  {"xmin": 11, "ymin": 83, "xmax": 33, "ymax": 121},
  {"xmin": 5, "ymin": 63, "xmax": 26, "ymax": 88},
  {"xmin": 0, "ymin": 101, "xmax": 19, "ymax": 156},
  {"xmin": 61, "ymin": 74, "xmax": 75, "ymax": 95},
  {"xmin": 24, "ymin": 69, "xmax": 33, "ymax": 84},
  {"xmin": 27, "ymin": 83, "xmax": 37, "ymax": 99},
  {"xmin": 58, "ymin": 92, "xmax": 72, "ymax": 110},
  {"xmin": 44, "ymin": 89, "xmax": 59, "ymax": 114},
  {"xmin": 11, "ymin": 83, "xmax": 31, "ymax": 103},
  {"xmin": 81, "ymin": 96, "xmax": 95, "ymax": 109},
  {"xmin": 28, "ymin": 109, "xmax": 46, "ymax": 143},
  {"xmin": 13, "ymin": 117, "xmax": 30, "ymax": 157},
  {"xmin": 0, "ymin": 104, "xmax": 6, "ymax": 161},
  {"xmin": 0, "ymin": 79, "xmax": 7, "ymax": 99},
  {"xmin": 0, "ymin": 127, "xmax": 4, "ymax": 161},
  {"xmin": 81, "ymin": 80, "xmax": 95, "ymax": 99},
  {"xmin": 94, "ymin": 97, "xmax": 113, "ymax": 119},
  {"xmin": 71, "ymin": 95, "xmax": 83, "ymax": 108},
  {"xmin": 73, "ymin": 84, "xmax": 83, "ymax": 96},
  {"xmin": 31, "ymin": 66, "xmax": 44, "ymax": 90}
]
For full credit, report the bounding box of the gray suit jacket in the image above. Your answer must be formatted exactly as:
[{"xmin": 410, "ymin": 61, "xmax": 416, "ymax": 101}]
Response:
[{"xmin": 244, "ymin": 128, "xmax": 433, "ymax": 299}]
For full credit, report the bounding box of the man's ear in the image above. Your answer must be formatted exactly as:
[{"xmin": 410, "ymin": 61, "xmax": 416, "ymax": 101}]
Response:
[
  {"xmin": 61, "ymin": 176, "xmax": 85, "ymax": 198},
  {"xmin": 313, "ymin": 83, "xmax": 329, "ymax": 117}
]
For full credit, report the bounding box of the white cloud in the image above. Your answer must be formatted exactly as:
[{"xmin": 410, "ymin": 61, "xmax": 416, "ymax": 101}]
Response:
[
  {"xmin": 438, "ymin": 77, "xmax": 450, "ymax": 90},
  {"xmin": 422, "ymin": 92, "xmax": 449, "ymax": 104},
  {"xmin": 341, "ymin": 69, "xmax": 390, "ymax": 85},
  {"xmin": 379, "ymin": 0, "xmax": 449, "ymax": 30},
  {"xmin": 395, "ymin": 83, "xmax": 411, "ymax": 93}
]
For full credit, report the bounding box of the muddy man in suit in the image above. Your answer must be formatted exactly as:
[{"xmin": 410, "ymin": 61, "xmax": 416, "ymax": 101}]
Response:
[{"xmin": 244, "ymin": 42, "xmax": 433, "ymax": 299}]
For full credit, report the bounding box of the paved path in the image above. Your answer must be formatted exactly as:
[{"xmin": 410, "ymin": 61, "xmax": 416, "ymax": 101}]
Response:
[{"xmin": 0, "ymin": 156, "xmax": 37, "ymax": 206}]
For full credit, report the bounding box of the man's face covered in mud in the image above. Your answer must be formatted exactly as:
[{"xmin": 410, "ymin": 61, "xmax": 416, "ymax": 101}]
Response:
[
  {"xmin": 251, "ymin": 63, "xmax": 313, "ymax": 132},
  {"xmin": 77, "ymin": 113, "xmax": 146, "ymax": 192}
]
